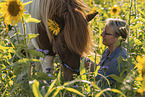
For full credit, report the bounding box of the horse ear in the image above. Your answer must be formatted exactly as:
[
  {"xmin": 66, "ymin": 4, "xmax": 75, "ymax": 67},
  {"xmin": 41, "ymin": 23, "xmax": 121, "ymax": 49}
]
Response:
[{"xmin": 86, "ymin": 11, "xmax": 98, "ymax": 22}]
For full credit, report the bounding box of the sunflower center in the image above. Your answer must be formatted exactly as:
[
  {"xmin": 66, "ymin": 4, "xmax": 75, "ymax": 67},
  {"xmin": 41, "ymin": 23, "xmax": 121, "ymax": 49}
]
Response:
[
  {"xmin": 113, "ymin": 8, "xmax": 117, "ymax": 12},
  {"xmin": 8, "ymin": 1, "xmax": 20, "ymax": 16}
]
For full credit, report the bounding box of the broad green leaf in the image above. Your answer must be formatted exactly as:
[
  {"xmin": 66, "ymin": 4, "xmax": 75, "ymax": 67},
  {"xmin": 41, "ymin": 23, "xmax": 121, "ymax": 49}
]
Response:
[
  {"xmin": 109, "ymin": 74, "xmax": 124, "ymax": 83},
  {"xmin": 15, "ymin": 66, "xmax": 27, "ymax": 83},
  {"xmin": 28, "ymin": 33, "xmax": 39, "ymax": 40},
  {"xmin": 32, "ymin": 80, "xmax": 43, "ymax": 97},
  {"xmin": 23, "ymin": 14, "xmax": 41, "ymax": 23},
  {"xmin": 45, "ymin": 79, "xmax": 57, "ymax": 97},
  {"xmin": 36, "ymin": 72, "xmax": 52, "ymax": 80},
  {"xmin": 26, "ymin": 17, "xmax": 41, "ymax": 23},
  {"xmin": 65, "ymin": 87, "xmax": 85, "ymax": 96},
  {"xmin": 6, "ymin": 58, "xmax": 41, "ymax": 69},
  {"xmin": 27, "ymin": 49, "xmax": 45, "ymax": 58}
]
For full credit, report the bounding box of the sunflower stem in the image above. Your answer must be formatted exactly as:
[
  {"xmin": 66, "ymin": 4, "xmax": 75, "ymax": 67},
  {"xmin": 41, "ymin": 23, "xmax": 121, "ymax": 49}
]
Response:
[
  {"xmin": 127, "ymin": 0, "xmax": 132, "ymax": 60},
  {"xmin": 22, "ymin": 17, "xmax": 32, "ymax": 80},
  {"xmin": 14, "ymin": 26, "xmax": 20, "ymax": 44}
]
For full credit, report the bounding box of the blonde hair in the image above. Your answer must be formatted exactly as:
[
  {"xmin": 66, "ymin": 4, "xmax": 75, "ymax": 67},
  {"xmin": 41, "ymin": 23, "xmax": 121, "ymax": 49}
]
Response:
[{"xmin": 106, "ymin": 18, "xmax": 127, "ymax": 40}]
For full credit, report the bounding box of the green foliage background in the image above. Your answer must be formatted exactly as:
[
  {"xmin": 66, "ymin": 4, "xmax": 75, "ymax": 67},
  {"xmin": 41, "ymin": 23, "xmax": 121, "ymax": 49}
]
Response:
[{"xmin": 0, "ymin": 0, "xmax": 145, "ymax": 97}]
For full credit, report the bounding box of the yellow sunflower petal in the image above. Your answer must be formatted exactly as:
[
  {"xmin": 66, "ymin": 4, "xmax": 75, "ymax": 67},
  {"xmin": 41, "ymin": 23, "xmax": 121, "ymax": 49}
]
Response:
[
  {"xmin": 0, "ymin": 0, "xmax": 26, "ymax": 25},
  {"xmin": 136, "ymin": 55, "xmax": 142, "ymax": 62},
  {"xmin": 135, "ymin": 63, "xmax": 143, "ymax": 70},
  {"xmin": 110, "ymin": 5, "xmax": 121, "ymax": 16},
  {"xmin": 135, "ymin": 75, "xmax": 143, "ymax": 81},
  {"xmin": 47, "ymin": 19, "xmax": 60, "ymax": 36},
  {"xmin": 137, "ymin": 87, "xmax": 144, "ymax": 96}
]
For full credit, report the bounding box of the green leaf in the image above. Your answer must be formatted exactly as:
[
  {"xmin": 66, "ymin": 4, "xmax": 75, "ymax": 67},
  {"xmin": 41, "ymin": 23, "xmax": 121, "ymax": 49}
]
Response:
[
  {"xmin": 97, "ymin": 73, "xmax": 110, "ymax": 87},
  {"xmin": 27, "ymin": 49, "xmax": 45, "ymax": 58},
  {"xmin": 95, "ymin": 88, "xmax": 126, "ymax": 97},
  {"xmin": 36, "ymin": 72, "xmax": 52, "ymax": 80},
  {"xmin": 117, "ymin": 54, "xmax": 122, "ymax": 72},
  {"xmin": 86, "ymin": 84, "xmax": 91, "ymax": 93},
  {"xmin": 63, "ymin": 80, "xmax": 92, "ymax": 88},
  {"xmin": 80, "ymin": 59, "xmax": 87, "ymax": 80},
  {"xmin": 45, "ymin": 79, "xmax": 57, "ymax": 97},
  {"xmin": 52, "ymin": 86, "xmax": 64, "ymax": 97},
  {"xmin": 65, "ymin": 87, "xmax": 85, "ymax": 96},
  {"xmin": 28, "ymin": 33, "xmax": 39, "ymax": 40},
  {"xmin": 134, "ymin": 38, "xmax": 142, "ymax": 45},
  {"xmin": 32, "ymin": 80, "xmax": 43, "ymax": 97},
  {"xmin": 114, "ymin": 37, "xmax": 122, "ymax": 47},
  {"xmin": 91, "ymin": 82, "xmax": 101, "ymax": 90},
  {"xmin": 109, "ymin": 74, "xmax": 124, "ymax": 83},
  {"xmin": 10, "ymin": 82, "xmax": 22, "ymax": 93},
  {"xmin": 26, "ymin": 17, "xmax": 41, "ymax": 23},
  {"xmin": 6, "ymin": 58, "xmax": 41, "ymax": 69},
  {"xmin": 23, "ymin": 0, "xmax": 33, "ymax": 6},
  {"xmin": 23, "ymin": 13, "xmax": 41, "ymax": 23}
]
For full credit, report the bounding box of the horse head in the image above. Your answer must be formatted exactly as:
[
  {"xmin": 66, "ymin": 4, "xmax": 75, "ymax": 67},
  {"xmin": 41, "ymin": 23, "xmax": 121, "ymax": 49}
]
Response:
[
  {"xmin": 26, "ymin": 0, "xmax": 98, "ymax": 81},
  {"xmin": 52, "ymin": 9, "xmax": 98, "ymax": 81}
]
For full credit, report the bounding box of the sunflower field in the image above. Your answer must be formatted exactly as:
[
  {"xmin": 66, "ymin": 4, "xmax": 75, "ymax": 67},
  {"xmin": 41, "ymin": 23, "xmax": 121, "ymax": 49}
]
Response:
[{"xmin": 0, "ymin": 0, "xmax": 145, "ymax": 97}]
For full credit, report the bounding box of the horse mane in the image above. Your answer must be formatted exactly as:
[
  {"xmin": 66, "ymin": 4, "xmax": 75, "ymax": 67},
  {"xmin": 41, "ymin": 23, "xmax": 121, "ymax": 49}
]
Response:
[
  {"xmin": 49, "ymin": 0, "xmax": 92, "ymax": 56},
  {"xmin": 28, "ymin": 0, "xmax": 92, "ymax": 56}
]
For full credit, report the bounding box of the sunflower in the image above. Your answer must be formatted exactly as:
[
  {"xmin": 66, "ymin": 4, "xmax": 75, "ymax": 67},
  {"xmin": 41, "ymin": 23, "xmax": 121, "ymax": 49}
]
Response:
[
  {"xmin": 89, "ymin": 0, "xmax": 93, "ymax": 7},
  {"xmin": 47, "ymin": 19, "xmax": 60, "ymax": 36},
  {"xmin": 135, "ymin": 55, "xmax": 145, "ymax": 95},
  {"xmin": 110, "ymin": 5, "xmax": 121, "ymax": 16},
  {"xmin": 0, "ymin": 0, "xmax": 26, "ymax": 25}
]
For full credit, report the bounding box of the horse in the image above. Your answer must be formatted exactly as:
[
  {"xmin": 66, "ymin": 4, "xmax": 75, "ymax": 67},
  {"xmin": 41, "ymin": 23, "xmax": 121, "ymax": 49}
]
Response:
[{"xmin": 25, "ymin": 0, "xmax": 98, "ymax": 81}]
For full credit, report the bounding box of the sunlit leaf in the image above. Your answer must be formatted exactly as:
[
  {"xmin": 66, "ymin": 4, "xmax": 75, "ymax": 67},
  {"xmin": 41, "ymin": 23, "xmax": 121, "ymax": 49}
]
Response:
[
  {"xmin": 134, "ymin": 38, "xmax": 142, "ymax": 45},
  {"xmin": 23, "ymin": 14, "xmax": 41, "ymax": 23},
  {"xmin": 28, "ymin": 33, "xmax": 39, "ymax": 40},
  {"xmin": 52, "ymin": 86, "xmax": 64, "ymax": 97},
  {"xmin": 32, "ymin": 80, "xmax": 43, "ymax": 97},
  {"xmin": 23, "ymin": 0, "xmax": 33, "ymax": 6},
  {"xmin": 94, "ymin": 65, "xmax": 100, "ymax": 76},
  {"xmin": 45, "ymin": 79, "xmax": 57, "ymax": 97},
  {"xmin": 95, "ymin": 88, "xmax": 126, "ymax": 97},
  {"xmin": 65, "ymin": 87, "xmax": 85, "ymax": 96}
]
